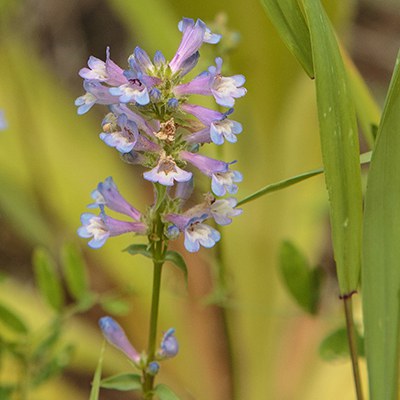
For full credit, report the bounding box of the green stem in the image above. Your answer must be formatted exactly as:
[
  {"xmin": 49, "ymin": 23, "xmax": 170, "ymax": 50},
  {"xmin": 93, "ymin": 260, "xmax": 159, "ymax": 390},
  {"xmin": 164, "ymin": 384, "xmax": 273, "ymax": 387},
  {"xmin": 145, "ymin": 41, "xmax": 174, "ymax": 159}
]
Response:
[
  {"xmin": 342, "ymin": 295, "xmax": 364, "ymax": 400},
  {"xmin": 143, "ymin": 188, "xmax": 167, "ymax": 399}
]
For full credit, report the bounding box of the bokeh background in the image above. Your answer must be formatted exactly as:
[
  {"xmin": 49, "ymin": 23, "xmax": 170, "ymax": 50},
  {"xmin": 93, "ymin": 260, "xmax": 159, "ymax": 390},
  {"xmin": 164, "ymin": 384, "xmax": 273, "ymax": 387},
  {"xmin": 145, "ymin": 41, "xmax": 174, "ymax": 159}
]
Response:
[{"xmin": 0, "ymin": 0, "xmax": 399, "ymax": 399}]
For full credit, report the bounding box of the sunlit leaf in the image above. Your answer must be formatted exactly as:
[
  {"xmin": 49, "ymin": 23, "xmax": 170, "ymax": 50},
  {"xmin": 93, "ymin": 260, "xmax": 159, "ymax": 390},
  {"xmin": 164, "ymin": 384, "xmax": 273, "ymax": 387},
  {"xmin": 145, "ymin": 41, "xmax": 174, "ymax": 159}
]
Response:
[
  {"xmin": 33, "ymin": 247, "xmax": 64, "ymax": 312},
  {"xmin": 154, "ymin": 384, "xmax": 181, "ymax": 400},
  {"xmin": 319, "ymin": 326, "xmax": 364, "ymax": 361},
  {"xmin": 124, "ymin": 244, "xmax": 152, "ymax": 259},
  {"xmin": 279, "ymin": 241, "xmax": 322, "ymax": 315},
  {"xmin": 32, "ymin": 320, "xmax": 61, "ymax": 362},
  {"xmin": 32, "ymin": 344, "xmax": 74, "ymax": 387},
  {"xmin": 165, "ymin": 251, "xmax": 188, "ymax": 285},
  {"xmin": 303, "ymin": 0, "xmax": 363, "ymax": 295},
  {"xmin": 100, "ymin": 297, "xmax": 131, "ymax": 316},
  {"xmin": 362, "ymin": 51, "xmax": 400, "ymax": 400},
  {"xmin": 100, "ymin": 373, "xmax": 142, "ymax": 391},
  {"xmin": 0, "ymin": 302, "xmax": 28, "ymax": 335},
  {"xmin": 61, "ymin": 242, "xmax": 88, "ymax": 302}
]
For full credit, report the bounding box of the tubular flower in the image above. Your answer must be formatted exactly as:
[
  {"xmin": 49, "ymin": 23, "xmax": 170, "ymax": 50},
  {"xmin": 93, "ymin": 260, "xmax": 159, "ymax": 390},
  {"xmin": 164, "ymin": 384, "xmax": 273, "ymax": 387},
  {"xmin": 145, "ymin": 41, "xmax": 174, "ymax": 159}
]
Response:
[
  {"xmin": 78, "ymin": 178, "xmax": 147, "ymax": 248},
  {"xmin": 76, "ymin": 16, "xmax": 246, "ymax": 252},
  {"xmin": 99, "ymin": 317, "xmax": 141, "ymax": 364}
]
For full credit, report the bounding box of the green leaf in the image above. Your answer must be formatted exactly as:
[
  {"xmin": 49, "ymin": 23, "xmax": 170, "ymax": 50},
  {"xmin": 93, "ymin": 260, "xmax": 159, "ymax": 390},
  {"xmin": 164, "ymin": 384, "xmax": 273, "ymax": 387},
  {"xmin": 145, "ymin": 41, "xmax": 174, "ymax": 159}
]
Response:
[
  {"xmin": 89, "ymin": 341, "xmax": 105, "ymax": 400},
  {"xmin": 0, "ymin": 385, "xmax": 14, "ymax": 400},
  {"xmin": 362, "ymin": 51, "xmax": 400, "ymax": 400},
  {"xmin": 0, "ymin": 302, "xmax": 28, "ymax": 335},
  {"xmin": 165, "ymin": 251, "xmax": 188, "ymax": 285},
  {"xmin": 32, "ymin": 247, "xmax": 64, "ymax": 312},
  {"xmin": 319, "ymin": 326, "xmax": 364, "ymax": 361},
  {"xmin": 261, "ymin": 0, "xmax": 314, "ymax": 77},
  {"xmin": 279, "ymin": 241, "xmax": 322, "ymax": 315},
  {"xmin": 100, "ymin": 373, "xmax": 142, "ymax": 391},
  {"xmin": 61, "ymin": 242, "xmax": 88, "ymax": 302},
  {"xmin": 154, "ymin": 384, "xmax": 181, "ymax": 400},
  {"xmin": 32, "ymin": 320, "xmax": 61, "ymax": 362},
  {"xmin": 237, "ymin": 168, "xmax": 322, "ymax": 206},
  {"xmin": 303, "ymin": 0, "xmax": 363, "ymax": 295},
  {"xmin": 32, "ymin": 344, "xmax": 74, "ymax": 387},
  {"xmin": 100, "ymin": 297, "xmax": 131, "ymax": 316},
  {"xmin": 237, "ymin": 151, "xmax": 371, "ymax": 207},
  {"xmin": 124, "ymin": 244, "xmax": 152, "ymax": 259}
]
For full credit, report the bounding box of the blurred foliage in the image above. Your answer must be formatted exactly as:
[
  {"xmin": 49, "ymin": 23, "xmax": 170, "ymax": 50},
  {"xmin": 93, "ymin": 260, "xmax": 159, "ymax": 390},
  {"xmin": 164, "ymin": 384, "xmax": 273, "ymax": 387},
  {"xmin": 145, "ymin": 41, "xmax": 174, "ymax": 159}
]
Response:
[{"xmin": 0, "ymin": 0, "xmax": 398, "ymax": 399}]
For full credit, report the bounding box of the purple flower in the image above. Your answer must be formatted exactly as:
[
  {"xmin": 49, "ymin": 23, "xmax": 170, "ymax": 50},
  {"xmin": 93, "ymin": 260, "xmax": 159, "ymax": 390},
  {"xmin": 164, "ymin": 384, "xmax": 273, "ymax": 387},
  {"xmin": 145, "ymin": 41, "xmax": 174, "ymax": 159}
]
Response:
[
  {"xmin": 182, "ymin": 104, "xmax": 242, "ymax": 144},
  {"xmin": 180, "ymin": 151, "xmax": 228, "ymax": 176},
  {"xmin": 100, "ymin": 114, "xmax": 139, "ymax": 153},
  {"xmin": 128, "ymin": 47, "xmax": 155, "ymax": 75},
  {"xmin": 79, "ymin": 47, "xmax": 127, "ymax": 86},
  {"xmin": 210, "ymin": 58, "xmax": 247, "ymax": 107},
  {"xmin": 109, "ymin": 77, "xmax": 150, "ymax": 105},
  {"xmin": 99, "ymin": 317, "xmax": 140, "ymax": 363},
  {"xmin": 211, "ymin": 169, "xmax": 243, "ymax": 196},
  {"xmin": 110, "ymin": 104, "xmax": 155, "ymax": 137},
  {"xmin": 177, "ymin": 18, "xmax": 221, "ymax": 44},
  {"xmin": 75, "ymin": 81, "xmax": 119, "ymax": 115},
  {"xmin": 210, "ymin": 198, "xmax": 242, "ymax": 225},
  {"xmin": 158, "ymin": 328, "xmax": 179, "ymax": 358},
  {"xmin": 165, "ymin": 213, "xmax": 220, "ymax": 252},
  {"xmin": 78, "ymin": 207, "xmax": 146, "ymax": 249},
  {"xmin": 184, "ymin": 218, "xmax": 221, "ymax": 252},
  {"xmin": 174, "ymin": 58, "xmax": 246, "ymax": 107},
  {"xmin": 144, "ymin": 153, "xmax": 192, "ymax": 186},
  {"xmin": 88, "ymin": 177, "xmax": 142, "ymax": 220},
  {"xmin": 169, "ymin": 18, "xmax": 207, "ymax": 75}
]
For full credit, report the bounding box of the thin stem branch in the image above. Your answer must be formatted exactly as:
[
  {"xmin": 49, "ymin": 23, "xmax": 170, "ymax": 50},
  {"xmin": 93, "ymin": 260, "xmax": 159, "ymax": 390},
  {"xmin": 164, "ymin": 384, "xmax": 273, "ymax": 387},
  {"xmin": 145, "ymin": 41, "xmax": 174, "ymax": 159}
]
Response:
[{"xmin": 342, "ymin": 295, "xmax": 364, "ymax": 400}]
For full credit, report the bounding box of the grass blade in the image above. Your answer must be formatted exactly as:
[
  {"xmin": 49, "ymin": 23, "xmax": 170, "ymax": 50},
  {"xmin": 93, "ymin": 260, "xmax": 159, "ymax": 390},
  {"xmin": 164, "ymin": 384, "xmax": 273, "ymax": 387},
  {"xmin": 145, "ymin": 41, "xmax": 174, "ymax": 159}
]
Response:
[
  {"xmin": 303, "ymin": 0, "xmax": 363, "ymax": 295},
  {"xmin": 362, "ymin": 52, "xmax": 400, "ymax": 400}
]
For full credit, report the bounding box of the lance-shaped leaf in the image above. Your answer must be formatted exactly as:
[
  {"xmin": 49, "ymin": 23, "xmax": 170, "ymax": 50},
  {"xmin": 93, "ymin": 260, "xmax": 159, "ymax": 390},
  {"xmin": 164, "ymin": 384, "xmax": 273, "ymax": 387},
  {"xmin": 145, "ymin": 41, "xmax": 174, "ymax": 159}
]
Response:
[
  {"xmin": 303, "ymin": 0, "xmax": 363, "ymax": 295},
  {"xmin": 101, "ymin": 373, "xmax": 142, "ymax": 391},
  {"xmin": 33, "ymin": 247, "xmax": 64, "ymax": 312},
  {"xmin": 61, "ymin": 242, "xmax": 89, "ymax": 302},
  {"xmin": 362, "ymin": 52, "xmax": 400, "ymax": 400},
  {"xmin": 279, "ymin": 241, "xmax": 322, "ymax": 315},
  {"xmin": 261, "ymin": 0, "xmax": 313, "ymax": 77},
  {"xmin": 0, "ymin": 302, "xmax": 28, "ymax": 335}
]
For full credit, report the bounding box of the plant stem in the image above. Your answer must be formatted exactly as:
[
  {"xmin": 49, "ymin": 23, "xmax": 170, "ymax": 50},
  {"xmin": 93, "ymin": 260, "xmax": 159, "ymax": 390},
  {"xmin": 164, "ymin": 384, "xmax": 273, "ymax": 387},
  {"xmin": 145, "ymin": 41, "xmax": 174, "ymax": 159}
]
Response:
[
  {"xmin": 143, "ymin": 189, "xmax": 167, "ymax": 399},
  {"xmin": 342, "ymin": 294, "xmax": 364, "ymax": 400}
]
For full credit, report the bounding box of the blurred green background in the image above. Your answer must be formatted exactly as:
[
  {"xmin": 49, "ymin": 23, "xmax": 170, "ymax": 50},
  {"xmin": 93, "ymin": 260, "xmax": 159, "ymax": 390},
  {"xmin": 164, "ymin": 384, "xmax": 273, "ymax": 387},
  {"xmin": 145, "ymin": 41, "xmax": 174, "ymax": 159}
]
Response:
[{"xmin": 0, "ymin": 0, "xmax": 399, "ymax": 399}]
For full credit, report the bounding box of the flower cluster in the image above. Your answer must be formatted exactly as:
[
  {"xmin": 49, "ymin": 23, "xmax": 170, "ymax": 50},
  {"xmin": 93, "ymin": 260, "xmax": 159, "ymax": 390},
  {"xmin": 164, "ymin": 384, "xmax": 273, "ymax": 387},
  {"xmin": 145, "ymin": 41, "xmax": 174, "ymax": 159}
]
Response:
[
  {"xmin": 76, "ymin": 17, "xmax": 246, "ymax": 252},
  {"xmin": 99, "ymin": 316, "xmax": 178, "ymax": 374}
]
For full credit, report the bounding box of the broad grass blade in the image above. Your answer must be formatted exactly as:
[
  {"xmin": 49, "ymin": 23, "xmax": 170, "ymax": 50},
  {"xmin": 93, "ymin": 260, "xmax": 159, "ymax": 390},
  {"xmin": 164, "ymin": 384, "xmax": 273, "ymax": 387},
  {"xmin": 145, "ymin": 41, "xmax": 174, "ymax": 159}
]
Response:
[
  {"xmin": 303, "ymin": 0, "xmax": 363, "ymax": 295},
  {"xmin": 362, "ymin": 52, "xmax": 400, "ymax": 400}
]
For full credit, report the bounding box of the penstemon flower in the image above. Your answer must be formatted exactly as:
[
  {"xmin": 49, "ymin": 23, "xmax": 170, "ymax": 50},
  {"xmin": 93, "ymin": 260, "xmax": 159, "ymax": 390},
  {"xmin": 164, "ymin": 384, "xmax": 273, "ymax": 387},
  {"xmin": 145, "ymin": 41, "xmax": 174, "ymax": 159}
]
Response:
[
  {"xmin": 76, "ymin": 16, "xmax": 246, "ymax": 398},
  {"xmin": 77, "ymin": 16, "xmax": 245, "ymax": 253}
]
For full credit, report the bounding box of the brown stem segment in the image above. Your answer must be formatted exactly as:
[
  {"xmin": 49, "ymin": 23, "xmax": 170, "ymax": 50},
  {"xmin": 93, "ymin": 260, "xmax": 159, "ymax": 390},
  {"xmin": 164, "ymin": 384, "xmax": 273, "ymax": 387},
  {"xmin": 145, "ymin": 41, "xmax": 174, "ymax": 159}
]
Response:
[{"xmin": 342, "ymin": 294, "xmax": 364, "ymax": 400}]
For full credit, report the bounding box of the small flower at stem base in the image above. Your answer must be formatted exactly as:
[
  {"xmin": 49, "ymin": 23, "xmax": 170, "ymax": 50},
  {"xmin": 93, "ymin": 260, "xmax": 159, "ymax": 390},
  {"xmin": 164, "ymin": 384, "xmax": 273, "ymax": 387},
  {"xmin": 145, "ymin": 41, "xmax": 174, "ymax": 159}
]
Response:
[
  {"xmin": 158, "ymin": 328, "xmax": 179, "ymax": 359},
  {"xmin": 99, "ymin": 317, "xmax": 140, "ymax": 364}
]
